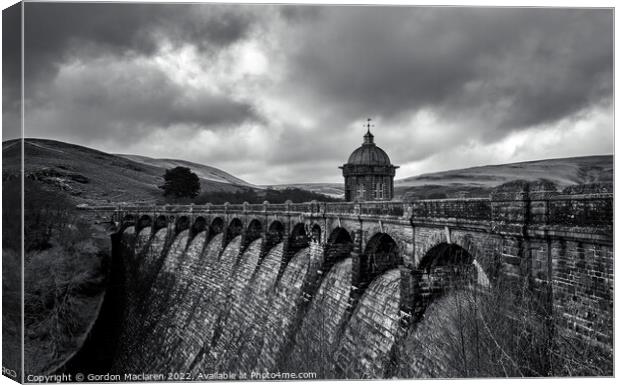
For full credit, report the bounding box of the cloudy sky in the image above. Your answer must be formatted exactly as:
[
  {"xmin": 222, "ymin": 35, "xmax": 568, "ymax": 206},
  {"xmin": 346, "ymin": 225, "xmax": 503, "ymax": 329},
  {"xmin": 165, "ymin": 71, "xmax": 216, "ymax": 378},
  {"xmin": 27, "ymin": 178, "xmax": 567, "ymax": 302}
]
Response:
[{"xmin": 3, "ymin": 3, "xmax": 613, "ymax": 184}]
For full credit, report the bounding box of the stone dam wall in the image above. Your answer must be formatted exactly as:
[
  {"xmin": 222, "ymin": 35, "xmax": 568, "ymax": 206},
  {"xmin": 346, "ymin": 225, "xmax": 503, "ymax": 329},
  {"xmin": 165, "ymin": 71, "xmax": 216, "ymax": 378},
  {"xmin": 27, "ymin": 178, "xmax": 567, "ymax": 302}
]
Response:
[{"xmin": 83, "ymin": 183, "xmax": 613, "ymax": 378}]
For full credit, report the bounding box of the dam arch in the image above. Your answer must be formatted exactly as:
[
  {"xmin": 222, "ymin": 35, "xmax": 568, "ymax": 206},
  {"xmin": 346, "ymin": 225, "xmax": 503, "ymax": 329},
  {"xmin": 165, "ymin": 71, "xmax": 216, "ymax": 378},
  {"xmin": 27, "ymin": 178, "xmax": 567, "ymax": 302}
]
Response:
[
  {"xmin": 280, "ymin": 223, "xmax": 312, "ymax": 272},
  {"xmin": 209, "ymin": 217, "xmax": 224, "ymax": 235},
  {"xmin": 324, "ymin": 227, "xmax": 353, "ymax": 271},
  {"xmin": 224, "ymin": 218, "xmax": 244, "ymax": 247},
  {"xmin": 135, "ymin": 215, "xmax": 152, "ymax": 234},
  {"xmin": 244, "ymin": 219, "xmax": 263, "ymax": 246},
  {"xmin": 174, "ymin": 216, "xmax": 190, "ymax": 236},
  {"xmin": 190, "ymin": 217, "xmax": 207, "ymax": 239},
  {"xmin": 419, "ymin": 235, "xmax": 491, "ymax": 287},
  {"xmin": 419, "ymin": 242, "xmax": 474, "ymax": 271},
  {"xmin": 154, "ymin": 215, "xmax": 167, "ymax": 232},
  {"xmin": 413, "ymin": 241, "xmax": 487, "ymax": 320},
  {"xmin": 255, "ymin": 220, "xmax": 286, "ymax": 261},
  {"xmin": 355, "ymin": 232, "xmax": 402, "ymax": 288},
  {"xmin": 328, "ymin": 227, "xmax": 353, "ymax": 245},
  {"xmin": 289, "ymin": 223, "xmax": 309, "ymax": 253},
  {"xmin": 119, "ymin": 214, "xmax": 135, "ymax": 233},
  {"xmin": 266, "ymin": 220, "xmax": 284, "ymax": 247}
]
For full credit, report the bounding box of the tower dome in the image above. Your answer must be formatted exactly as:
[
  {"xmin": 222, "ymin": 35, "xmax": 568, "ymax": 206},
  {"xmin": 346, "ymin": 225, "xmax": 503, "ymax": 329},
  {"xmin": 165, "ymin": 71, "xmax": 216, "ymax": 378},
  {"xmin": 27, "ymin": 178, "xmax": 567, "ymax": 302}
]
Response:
[
  {"xmin": 339, "ymin": 121, "xmax": 398, "ymax": 202},
  {"xmin": 346, "ymin": 131, "xmax": 392, "ymax": 166}
]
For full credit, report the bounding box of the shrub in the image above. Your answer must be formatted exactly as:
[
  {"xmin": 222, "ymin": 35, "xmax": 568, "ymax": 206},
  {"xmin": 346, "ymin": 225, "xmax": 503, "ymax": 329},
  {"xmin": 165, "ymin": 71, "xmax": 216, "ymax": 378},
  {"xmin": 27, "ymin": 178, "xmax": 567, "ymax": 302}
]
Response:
[
  {"xmin": 16, "ymin": 180, "xmax": 109, "ymax": 374},
  {"xmin": 2, "ymin": 249, "xmax": 22, "ymax": 377},
  {"xmin": 396, "ymin": 275, "xmax": 612, "ymax": 378}
]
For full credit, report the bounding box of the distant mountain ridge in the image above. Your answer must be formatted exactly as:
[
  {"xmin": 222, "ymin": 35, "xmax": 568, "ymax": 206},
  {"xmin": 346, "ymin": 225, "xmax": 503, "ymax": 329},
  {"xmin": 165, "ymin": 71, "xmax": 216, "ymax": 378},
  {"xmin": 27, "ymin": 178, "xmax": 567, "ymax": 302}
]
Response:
[
  {"xmin": 393, "ymin": 155, "xmax": 612, "ymax": 199},
  {"xmin": 268, "ymin": 155, "xmax": 613, "ymax": 199},
  {"xmin": 398, "ymin": 155, "xmax": 612, "ymax": 188}
]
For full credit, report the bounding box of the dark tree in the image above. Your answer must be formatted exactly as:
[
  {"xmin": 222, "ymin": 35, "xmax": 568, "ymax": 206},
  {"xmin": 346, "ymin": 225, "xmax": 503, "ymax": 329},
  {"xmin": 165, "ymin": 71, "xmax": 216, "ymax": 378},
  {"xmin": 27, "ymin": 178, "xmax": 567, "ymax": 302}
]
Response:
[{"xmin": 159, "ymin": 167, "xmax": 201, "ymax": 198}]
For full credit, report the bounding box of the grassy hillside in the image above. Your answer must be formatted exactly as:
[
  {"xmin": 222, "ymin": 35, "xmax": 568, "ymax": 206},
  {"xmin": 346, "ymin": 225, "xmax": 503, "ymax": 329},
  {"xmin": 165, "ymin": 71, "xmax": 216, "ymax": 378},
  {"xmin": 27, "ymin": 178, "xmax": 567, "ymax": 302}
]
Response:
[
  {"xmin": 398, "ymin": 155, "xmax": 612, "ymax": 188},
  {"xmin": 268, "ymin": 155, "xmax": 612, "ymax": 199},
  {"xmin": 395, "ymin": 155, "xmax": 612, "ymax": 198},
  {"xmin": 3, "ymin": 139, "xmax": 612, "ymax": 203},
  {"xmin": 118, "ymin": 154, "xmax": 257, "ymax": 188},
  {"xmin": 263, "ymin": 183, "xmax": 345, "ymax": 198},
  {"xmin": 3, "ymin": 139, "xmax": 249, "ymax": 205}
]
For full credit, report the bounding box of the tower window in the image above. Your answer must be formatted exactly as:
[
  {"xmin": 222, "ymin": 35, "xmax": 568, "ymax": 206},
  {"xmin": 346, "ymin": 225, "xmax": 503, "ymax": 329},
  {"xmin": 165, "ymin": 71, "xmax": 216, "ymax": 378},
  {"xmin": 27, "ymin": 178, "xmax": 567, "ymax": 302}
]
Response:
[
  {"xmin": 375, "ymin": 183, "xmax": 384, "ymax": 199},
  {"xmin": 357, "ymin": 184, "xmax": 366, "ymax": 200}
]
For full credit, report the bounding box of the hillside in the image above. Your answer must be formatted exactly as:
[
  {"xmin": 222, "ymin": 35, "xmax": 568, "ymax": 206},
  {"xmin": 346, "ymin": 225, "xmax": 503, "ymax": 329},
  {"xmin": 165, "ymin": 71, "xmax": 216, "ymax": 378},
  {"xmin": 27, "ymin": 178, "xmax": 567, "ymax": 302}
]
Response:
[
  {"xmin": 3, "ymin": 139, "xmax": 249, "ymax": 205},
  {"xmin": 118, "ymin": 154, "xmax": 257, "ymax": 189},
  {"xmin": 269, "ymin": 155, "xmax": 613, "ymax": 199},
  {"xmin": 3, "ymin": 139, "xmax": 612, "ymax": 203},
  {"xmin": 263, "ymin": 183, "xmax": 345, "ymax": 198},
  {"xmin": 395, "ymin": 155, "xmax": 612, "ymax": 198},
  {"xmin": 398, "ymin": 155, "xmax": 612, "ymax": 188}
]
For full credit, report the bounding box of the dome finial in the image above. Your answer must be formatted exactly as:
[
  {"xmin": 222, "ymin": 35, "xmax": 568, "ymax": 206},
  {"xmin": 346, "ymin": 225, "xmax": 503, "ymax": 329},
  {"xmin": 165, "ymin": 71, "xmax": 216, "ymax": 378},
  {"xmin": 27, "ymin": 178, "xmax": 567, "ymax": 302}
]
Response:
[{"xmin": 363, "ymin": 118, "xmax": 374, "ymax": 145}]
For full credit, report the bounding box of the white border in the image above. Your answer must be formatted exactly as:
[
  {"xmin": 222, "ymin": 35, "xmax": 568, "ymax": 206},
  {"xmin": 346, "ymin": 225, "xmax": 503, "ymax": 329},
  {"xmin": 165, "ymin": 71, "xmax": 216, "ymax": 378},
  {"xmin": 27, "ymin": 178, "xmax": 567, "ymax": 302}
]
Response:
[{"xmin": 0, "ymin": 2, "xmax": 616, "ymax": 385}]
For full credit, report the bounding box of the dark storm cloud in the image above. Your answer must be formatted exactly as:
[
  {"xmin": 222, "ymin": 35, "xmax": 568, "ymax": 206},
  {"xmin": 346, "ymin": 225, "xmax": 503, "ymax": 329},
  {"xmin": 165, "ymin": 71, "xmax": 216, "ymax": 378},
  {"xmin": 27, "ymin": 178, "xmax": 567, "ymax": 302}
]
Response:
[
  {"xmin": 25, "ymin": 58, "xmax": 259, "ymax": 142},
  {"xmin": 283, "ymin": 7, "xmax": 612, "ymax": 137},
  {"xmin": 20, "ymin": 2, "xmax": 262, "ymax": 140},
  {"xmin": 24, "ymin": 2, "xmax": 255, "ymax": 82},
  {"xmin": 9, "ymin": 3, "xmax": 613, "ymax": 184}
]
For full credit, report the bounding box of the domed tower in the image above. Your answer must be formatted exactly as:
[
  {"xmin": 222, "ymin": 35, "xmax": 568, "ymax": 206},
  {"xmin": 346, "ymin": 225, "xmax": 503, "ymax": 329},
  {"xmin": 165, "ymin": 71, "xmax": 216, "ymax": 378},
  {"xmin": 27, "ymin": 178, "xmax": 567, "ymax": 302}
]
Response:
[{"xmin": 340, "ymin": 120, "xmax": 399, "ymax": 202}]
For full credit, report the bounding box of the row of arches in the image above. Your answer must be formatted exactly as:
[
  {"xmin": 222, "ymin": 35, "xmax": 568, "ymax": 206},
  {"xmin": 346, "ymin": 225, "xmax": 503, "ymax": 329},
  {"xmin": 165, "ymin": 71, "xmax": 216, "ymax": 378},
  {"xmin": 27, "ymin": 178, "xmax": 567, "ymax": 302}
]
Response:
[
  {"xmin": 123, "ymin": 214, "xmax": 410, "ymax": 275},
  {"xmin": 122, "ymin": 214, "xmax": 326, "ymax": 250},
  {"xmin": 121, "ymin": 213, "xmax": 485, "ymax": 310},
  {"xmin": 122, "ymin": 214, "xmax": 482, "ymax": 278}
]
